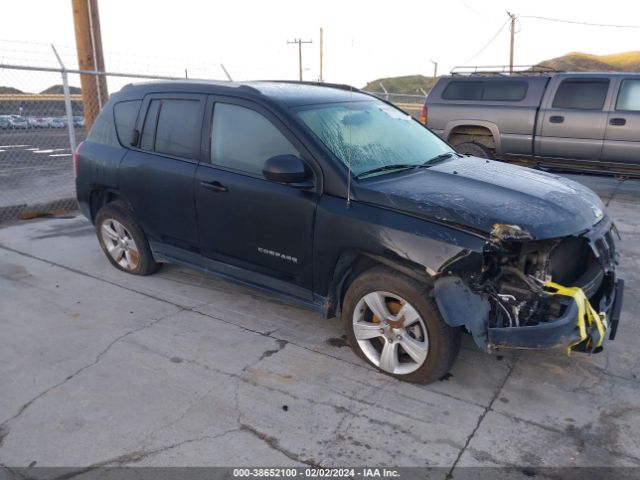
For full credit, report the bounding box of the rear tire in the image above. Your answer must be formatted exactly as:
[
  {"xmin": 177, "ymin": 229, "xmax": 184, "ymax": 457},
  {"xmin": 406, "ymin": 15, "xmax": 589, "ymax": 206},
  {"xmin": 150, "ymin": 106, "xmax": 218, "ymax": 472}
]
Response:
[
  {"xmin": 95, "ymin": 202, "xmax": 159, "ymax": 276},
  {"xmin": 454, "ymin": 141, "xmax": 493, "ymax": 159},
  {"xmin": 342, "ymin": 266, "xmax": 460, "ymax": 384}
]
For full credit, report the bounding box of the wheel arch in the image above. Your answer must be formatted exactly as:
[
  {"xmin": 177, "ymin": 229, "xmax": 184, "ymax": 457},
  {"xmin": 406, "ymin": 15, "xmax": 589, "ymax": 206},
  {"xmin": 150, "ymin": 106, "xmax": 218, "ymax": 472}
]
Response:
[
  {"xmin": 444, "ymin": 120, "xmax": 501, "ymax": 154},
  {"xmin": 323, "ymin": 250, "xmax": 433, "ymax": 319},
  {"xmin": 89, "ymin": 188, "xmax": 133, "ymax": 223}
]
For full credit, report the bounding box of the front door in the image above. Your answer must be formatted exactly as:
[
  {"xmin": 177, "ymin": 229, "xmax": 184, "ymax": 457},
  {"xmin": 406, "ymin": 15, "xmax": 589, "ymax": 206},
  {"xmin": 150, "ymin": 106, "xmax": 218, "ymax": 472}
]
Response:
[
  {"xmin": 537, "ymin": 77, "xmax": 610, "ymax": 160},
  {"xmin": 194, "ymin": 98, "xmax": 320, "ymax": 299}
]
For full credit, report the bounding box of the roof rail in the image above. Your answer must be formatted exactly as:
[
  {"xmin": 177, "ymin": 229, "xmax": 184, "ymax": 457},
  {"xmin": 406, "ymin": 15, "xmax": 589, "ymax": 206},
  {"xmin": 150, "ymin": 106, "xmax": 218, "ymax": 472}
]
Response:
[
  {"xmin": 450, "ymin": 65, "xmax": 560, "ymax": 76},
  {"xmin": 254, "ymin": 79, "xmax": 361, "ymax": 92}
]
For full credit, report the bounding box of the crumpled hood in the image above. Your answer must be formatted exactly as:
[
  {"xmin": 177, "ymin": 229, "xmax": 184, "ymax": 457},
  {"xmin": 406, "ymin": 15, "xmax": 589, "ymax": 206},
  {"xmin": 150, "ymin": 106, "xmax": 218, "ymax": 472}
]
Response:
[{"xmin": 355, "ymin": 156, "xmax": 606, "ymax": 239}]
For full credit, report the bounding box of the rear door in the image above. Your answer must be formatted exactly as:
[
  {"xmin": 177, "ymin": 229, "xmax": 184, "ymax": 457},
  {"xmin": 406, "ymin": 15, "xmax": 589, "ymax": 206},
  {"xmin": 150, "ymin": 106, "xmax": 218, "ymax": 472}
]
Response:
[
  {"xmin": 194, "ymin": 97, "xmax": 320, "ymax": 299},
  {"xmin": 602, "ymin": 77, "xmax": 640, "ymax": 164},
  {"xmin": 537, "ymin": 77, "xmax": 611, "ymax": 160},
  {"xmin": 119, "ymin": 93, "xmax": 205, "ymax": 251}
]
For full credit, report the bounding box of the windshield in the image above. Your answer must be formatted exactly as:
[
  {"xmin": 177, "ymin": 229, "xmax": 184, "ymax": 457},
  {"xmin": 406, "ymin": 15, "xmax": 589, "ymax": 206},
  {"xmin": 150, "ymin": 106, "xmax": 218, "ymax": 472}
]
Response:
[{"xmin": 296, "ymin": 100, "xmax": 453, "ymax": 178}]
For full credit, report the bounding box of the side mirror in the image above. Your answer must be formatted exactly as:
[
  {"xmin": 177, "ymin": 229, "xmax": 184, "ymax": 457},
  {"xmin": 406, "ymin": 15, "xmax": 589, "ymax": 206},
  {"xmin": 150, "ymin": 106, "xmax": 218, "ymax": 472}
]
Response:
[{"xmin": 263, "ymin": 155, "xmax": 312, "ymax": 187}]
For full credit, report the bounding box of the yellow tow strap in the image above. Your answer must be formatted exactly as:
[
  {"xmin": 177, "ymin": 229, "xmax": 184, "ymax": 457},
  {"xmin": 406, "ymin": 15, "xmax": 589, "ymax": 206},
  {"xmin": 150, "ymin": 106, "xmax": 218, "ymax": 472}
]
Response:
[{"xmin": 543, "ymin": 281, "xmax": 608, "ymax": 355}]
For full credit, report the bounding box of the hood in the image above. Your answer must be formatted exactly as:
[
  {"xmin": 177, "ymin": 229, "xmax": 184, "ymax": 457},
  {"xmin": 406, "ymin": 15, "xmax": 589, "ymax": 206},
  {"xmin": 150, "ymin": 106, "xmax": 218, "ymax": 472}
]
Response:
[{"xmin": 355, "ymin": 156, "xmax": 606, "ymax": 240}]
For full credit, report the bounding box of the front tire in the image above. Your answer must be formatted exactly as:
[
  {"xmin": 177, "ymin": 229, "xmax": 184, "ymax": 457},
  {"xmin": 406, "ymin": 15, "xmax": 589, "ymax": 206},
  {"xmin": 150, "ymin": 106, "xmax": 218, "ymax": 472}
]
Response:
[
  {"xmin": 342, "ymin": 267, "xmax": 460, "ymax": 384},
  {"xmin": 95, "ymin": 202, "xmax": 158, "ymax": 276}
]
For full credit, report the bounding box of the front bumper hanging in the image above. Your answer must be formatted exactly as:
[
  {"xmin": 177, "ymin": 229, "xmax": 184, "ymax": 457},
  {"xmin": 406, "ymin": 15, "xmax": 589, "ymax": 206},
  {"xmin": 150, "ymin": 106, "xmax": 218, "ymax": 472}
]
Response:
[
  {"xmin": 487, "ymin": 279, "xmax": 623, "ymax": 353},
  {"xmin": 543, "ymin": 281, "xmax": 607, "ymax": 354}
]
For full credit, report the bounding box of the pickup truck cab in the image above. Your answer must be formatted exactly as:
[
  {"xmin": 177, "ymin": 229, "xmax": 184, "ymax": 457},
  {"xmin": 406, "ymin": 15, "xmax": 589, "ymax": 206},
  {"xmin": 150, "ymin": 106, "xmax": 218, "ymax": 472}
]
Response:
[
  {"xmin": 76, "ymin": 80, "xmax": 623, "ymax": 384},
  {"xmin": 425, "ymin": 72, "xmax": 640, "ymax": 164}
]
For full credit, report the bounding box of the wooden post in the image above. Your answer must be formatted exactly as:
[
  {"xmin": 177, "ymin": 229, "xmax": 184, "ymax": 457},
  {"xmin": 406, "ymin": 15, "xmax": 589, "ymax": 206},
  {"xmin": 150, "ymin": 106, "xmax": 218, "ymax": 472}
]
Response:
[{"xmin": 71, "ymin": 0, "xmax": 108, "ymax": 130}]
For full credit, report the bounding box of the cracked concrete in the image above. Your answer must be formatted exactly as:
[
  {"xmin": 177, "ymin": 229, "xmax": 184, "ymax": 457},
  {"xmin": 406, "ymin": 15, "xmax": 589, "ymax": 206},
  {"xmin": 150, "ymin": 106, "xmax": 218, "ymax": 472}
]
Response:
[{"xmin": 0, "ymin": 173, "xmax": 639, "ymax": 470}]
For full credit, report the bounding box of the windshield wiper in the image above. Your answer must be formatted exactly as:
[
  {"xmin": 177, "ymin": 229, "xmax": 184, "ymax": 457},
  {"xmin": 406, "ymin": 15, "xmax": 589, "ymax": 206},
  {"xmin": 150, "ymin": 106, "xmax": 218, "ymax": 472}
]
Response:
[
  {"xmin": 355, "ymin": 152, "xmax": 458, "ymax": 179},
  {"xmin": 355, "ymin": 164, "xmax": 417, "ymax": 179},
  {"xmin": 421, "ymin": 152, "xmax": 456, "ymax": 166}
]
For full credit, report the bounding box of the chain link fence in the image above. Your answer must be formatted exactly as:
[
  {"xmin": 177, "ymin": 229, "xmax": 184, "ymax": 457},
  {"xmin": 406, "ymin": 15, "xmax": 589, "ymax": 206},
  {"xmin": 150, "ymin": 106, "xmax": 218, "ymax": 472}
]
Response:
[
  {"xmin": 364, "ymin": 92, "xmax": 426, "ymax": 120},
  {"xmin": 0, "ymin": 62, "xmax": 427, "ymax": 224},
  {"xmin": 0, "ymin": 64, "xmax": 189, "ymax": 223}
]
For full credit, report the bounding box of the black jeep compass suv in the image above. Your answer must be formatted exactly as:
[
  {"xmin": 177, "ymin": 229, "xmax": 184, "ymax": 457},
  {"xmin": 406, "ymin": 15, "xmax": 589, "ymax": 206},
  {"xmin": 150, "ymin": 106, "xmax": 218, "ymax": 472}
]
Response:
[{"xmin": 76, "ymin": 80, "xmax": 623, "ymax": 384}]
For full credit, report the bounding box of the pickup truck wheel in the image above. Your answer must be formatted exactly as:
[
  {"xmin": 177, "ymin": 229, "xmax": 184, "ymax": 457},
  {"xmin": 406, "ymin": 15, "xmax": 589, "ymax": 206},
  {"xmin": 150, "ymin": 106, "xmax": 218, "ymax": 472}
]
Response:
[
  {"xmin": 342, "ymin": 267, "xmax": 460, "ymax": 384},
  {"xmin": 454, "ymin": 141, "xmax": 493, "ymax": 159},
  {"xmin": 95, "ymin": 202, "xmax": 159, "ymax": 276}
]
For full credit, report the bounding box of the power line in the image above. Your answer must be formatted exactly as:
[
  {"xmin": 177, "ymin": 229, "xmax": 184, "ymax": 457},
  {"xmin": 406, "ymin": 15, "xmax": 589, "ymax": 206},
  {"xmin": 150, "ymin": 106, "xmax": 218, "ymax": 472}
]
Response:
[
  {"xmin": 462, "ymin": 18, "xmax": 510, "ymax": 65},
  {"xmin": 455, "ymin": 0, "xmax": 489, "ymax": 18},
  {"xmin": 521, "ymin": 15, "xmax": 640, "ymax": 29}
]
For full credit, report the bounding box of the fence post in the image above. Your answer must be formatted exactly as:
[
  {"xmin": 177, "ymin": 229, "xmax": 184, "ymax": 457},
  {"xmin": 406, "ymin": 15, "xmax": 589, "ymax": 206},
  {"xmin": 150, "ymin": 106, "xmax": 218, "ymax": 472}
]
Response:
[{"xmin": 51, "ymin": 45, "xmax": 77, "ymax": 153}]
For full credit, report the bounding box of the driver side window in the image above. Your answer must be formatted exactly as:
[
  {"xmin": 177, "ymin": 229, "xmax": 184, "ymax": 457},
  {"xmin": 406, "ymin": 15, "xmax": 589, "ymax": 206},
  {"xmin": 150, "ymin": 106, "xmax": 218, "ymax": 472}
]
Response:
[{"xmin": 211, "ymin": 103, "xmax": 299, "ymax": 176}]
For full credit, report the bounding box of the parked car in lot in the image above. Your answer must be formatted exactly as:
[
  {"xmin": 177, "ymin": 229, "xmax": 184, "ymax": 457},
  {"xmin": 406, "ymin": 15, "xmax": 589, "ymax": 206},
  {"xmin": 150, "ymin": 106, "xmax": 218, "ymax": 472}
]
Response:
[
  {"xmin": 8, "ymin": 115, "xmax": 28, "ymax": 129},
  {"xmin": 0, "ymin": 115, "xmax": 10, "ymax": 129},
  {"xmin": 424, "ymin": 71, "xmax": 640, "ymax": 164},
  {"xmin": 49, "ymin": 117, "xmax": 66, "ymax": 128},
  {"xmin": 73, "ymin": 116, "xmax": 85, "ymax": 128},
  {"xmin": 28, "ymin": 116, "xmax": 51, "ymax": 128},
  {"xmin": 76, "ymin": 80, "xmax": 623, "ymax": 384}
]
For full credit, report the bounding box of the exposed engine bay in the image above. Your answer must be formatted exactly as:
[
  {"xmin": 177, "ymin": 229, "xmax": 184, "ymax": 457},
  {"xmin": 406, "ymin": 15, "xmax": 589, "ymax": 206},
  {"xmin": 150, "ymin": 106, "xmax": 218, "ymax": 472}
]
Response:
[{"xmin": 434, "ymin": 220, "xmax": 621, "ymax": 353}]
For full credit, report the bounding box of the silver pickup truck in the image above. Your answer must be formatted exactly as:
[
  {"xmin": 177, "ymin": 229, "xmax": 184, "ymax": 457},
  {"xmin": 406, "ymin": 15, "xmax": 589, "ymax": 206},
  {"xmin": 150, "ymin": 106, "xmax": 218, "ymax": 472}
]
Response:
[{"xmin": 424, "ymin": 72, "xmax": 640, "ymax": 164}]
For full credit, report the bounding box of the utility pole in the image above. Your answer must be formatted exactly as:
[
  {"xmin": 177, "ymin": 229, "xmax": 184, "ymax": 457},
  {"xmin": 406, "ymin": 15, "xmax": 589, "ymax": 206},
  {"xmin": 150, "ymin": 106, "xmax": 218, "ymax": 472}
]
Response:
[
  {"xmin": 287, "ymin": 38, "xmax": 313, "ymax": 81},
  {"xmin": 508, "ymin": 11, "xmax": 516, "ymax": 74},
  {"xmin": 71, "ymin": 0, "xmax": 108, "ymax": 130},
  {"xmin": 319, "ymin": 28, "xmax": 324, "ymax": 82},
  {"xmin": 430, "ymin": 59, "xmax": 438, "ymax": 79}
]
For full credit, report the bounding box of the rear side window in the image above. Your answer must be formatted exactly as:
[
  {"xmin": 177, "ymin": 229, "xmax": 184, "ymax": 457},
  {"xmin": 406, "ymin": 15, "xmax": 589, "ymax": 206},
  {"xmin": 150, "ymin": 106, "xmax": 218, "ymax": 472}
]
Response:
[
  {"xmin": 113, "ymin": 100, "xmax": 141, "ymax": 147},
  {"xmin": 442, "ymin": 81, "xmax": 528, "ymax": 101},
  {"xmin": 154, "ymin": 100, "xmax": 201, "ymax": 158},
  {"xmin": 616, "ymin": 79, "xmax": 640, "ymax": 111},
  {"xmin": 139, "ymin": 99, "xmax": 202, "ymax": 159},
  {"xmin": 210, "ymin": 103, "xmax": 299, "ymax": 176},
  {"xmin": 87, "ymin": 108, "xmax": 117, "ymax": 146},
  {"xmin": 552, "ymin": 79, "xmax": 609, "ymax": 110}
]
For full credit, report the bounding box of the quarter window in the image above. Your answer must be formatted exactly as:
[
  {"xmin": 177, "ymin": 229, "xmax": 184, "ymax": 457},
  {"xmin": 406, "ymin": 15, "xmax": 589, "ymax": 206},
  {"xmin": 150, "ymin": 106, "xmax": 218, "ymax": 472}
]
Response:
[
  {"xmin": 616, "ymin": 79, "xmax": 640, "ymax": 111},
  {"xmin": 552, "ymin": 79, "xmax": 609, "ymax": 110},
  {"xmin": 211, "ymin": 103, "xmax": 299, "ymax": 176},
  {"xmin": 113, "ymin": 100, "xmax": 141, "ymax": 146},
  {"xmin": 87, "ymin": 108, "xmax": 117, "ymax": 146}
]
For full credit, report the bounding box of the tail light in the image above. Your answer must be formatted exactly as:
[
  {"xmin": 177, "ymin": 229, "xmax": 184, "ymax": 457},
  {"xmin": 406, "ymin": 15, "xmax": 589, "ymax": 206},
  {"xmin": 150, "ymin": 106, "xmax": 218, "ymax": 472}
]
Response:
[
  {"xmin": 73, "ymin": 141, "xmax": 83, "ymax": 177},
  {"xmin": 421, "ymin": 105, "xmax": 428, "ymax": 125}
]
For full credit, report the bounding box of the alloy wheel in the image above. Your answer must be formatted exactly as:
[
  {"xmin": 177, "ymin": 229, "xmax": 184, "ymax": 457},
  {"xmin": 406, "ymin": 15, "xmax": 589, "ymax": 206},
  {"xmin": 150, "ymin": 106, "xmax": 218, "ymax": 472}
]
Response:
[
  {"xmin": 352, "ymin": 291, "xmax": 429, "ymax": 375},
  {"xmin": 100, "ymin": 218, "xmax": 140, "ymax": 271}
]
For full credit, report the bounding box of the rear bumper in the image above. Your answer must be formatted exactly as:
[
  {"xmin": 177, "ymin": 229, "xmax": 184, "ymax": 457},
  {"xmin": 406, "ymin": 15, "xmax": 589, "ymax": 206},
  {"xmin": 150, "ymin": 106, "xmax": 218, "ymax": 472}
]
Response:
[{"xmin": 488, "ymin": 278, "xmax": 623, "ymax": 351}]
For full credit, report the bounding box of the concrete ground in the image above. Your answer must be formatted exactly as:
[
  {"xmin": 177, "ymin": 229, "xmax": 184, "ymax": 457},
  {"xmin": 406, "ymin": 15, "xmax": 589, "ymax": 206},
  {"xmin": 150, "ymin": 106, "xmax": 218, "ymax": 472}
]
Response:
[{"xmin": 0, "ymin": 173, "xmax": 639, "ymax": 474}]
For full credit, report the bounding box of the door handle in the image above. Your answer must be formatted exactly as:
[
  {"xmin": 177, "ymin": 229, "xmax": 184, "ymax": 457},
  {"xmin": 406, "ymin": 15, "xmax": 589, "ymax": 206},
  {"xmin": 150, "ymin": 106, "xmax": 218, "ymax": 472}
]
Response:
[
  {"xmin": 549, "ymin": 115, "xmax": 565, "ymax": 124},
  {"xmin": 609, "ymin": 117, "xmax": 627, "ymax": 126},
  {"xmin": 200, "ymin": 180, "xmax": 228, "ymax": 193}
]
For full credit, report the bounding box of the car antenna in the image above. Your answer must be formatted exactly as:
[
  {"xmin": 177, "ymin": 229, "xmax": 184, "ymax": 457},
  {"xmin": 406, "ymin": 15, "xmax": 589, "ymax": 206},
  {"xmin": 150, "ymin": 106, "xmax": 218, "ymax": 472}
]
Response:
[{"xmin": 346, "ymin": 85, "xmax": 353, "ymax": 208}]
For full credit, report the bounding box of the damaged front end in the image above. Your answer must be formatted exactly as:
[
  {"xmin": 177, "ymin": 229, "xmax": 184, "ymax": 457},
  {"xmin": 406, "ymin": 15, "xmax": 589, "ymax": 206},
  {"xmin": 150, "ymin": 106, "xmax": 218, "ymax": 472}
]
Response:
[{"xmin": 434, "ymin": 219, "xmax": 624, "ymax": 355}]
